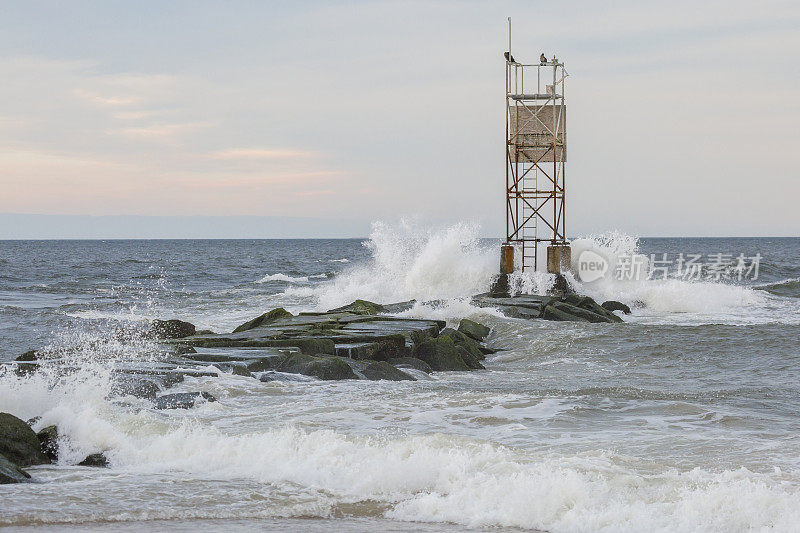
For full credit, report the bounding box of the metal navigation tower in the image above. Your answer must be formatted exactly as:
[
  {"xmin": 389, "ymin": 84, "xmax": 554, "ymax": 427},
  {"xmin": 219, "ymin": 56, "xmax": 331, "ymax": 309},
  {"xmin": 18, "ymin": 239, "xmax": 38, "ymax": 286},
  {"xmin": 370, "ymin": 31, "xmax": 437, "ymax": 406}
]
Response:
[{"xmin": 505, "ymin": 19, "xmax": 569, "ymax": 272}]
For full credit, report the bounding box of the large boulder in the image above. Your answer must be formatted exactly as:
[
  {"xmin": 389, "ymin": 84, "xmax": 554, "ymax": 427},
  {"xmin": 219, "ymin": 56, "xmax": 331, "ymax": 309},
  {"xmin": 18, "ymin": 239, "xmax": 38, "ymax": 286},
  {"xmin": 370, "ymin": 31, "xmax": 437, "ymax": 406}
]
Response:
[
  {"xmin": 153, "ymin": 392, "xmax": 217, "ymax": 410},
  {"xmin": 304, "ymin": 357, "xmax": 359, "ymax": 381},
  {"xmin": 541, "ymin": 295, "xmax": 623, "ymax": 324},
  {"xmin": 36, "ymin": 425, "xmax": 59, "ymax": 461},
  {"xmin": 232, "ymin": 308, "xmax": 293, "ymax": 333},
  {"xmin": 346, "ymin": 337, "xmax": 408, "ymax": 361},
  {"xmin": 602, "ymin": 300, "xmax": 632, "ymax": 315},
  {"xmin": 15, "ymin": 350, "xmax": 37, "ymax": 361},
  {"xmin": 414, "ymin": 336, "xmax": 471, "ymax": 371},
  {"xmin": 77, "ymin": 453, "xmax": 108, "ymax": 467},
  {"xmin": 439, "ymin": 328, "xmax": 486, "ymax": 362},
  {"xmin": 150, "ymin": 319, "xmax": 196, "ymax": 339},
  {"xmin": 0, "ymin": 453, "xmax": 31, "ymax": 484},
  {"xmin": 110, "ymin": 378, "xmax": 160, "ymax": 400},
  {"xmin": 14, "ymin": 350, "xmax": 39, "ymax": 375},
  {"xmin": 457, "ymin": 319, "xmax": 490, "ymax": 342},
  {"xmin": 278, "ymin": 353, "xmax": 357, "ymax": 381},
  {"xmin": 294, "ymin": 338, "xmax": 336, "ymax": 356},
  {"xmin": 0, "ymin": 412, "xmax": 49, "ymax": 467},
  {"xmin": 361, "ymin": 361, "xmax": 415, "ymax": 381},
  {"xmin": 541, "ymin": 303, "xmax": 586, "ymax": 322}
]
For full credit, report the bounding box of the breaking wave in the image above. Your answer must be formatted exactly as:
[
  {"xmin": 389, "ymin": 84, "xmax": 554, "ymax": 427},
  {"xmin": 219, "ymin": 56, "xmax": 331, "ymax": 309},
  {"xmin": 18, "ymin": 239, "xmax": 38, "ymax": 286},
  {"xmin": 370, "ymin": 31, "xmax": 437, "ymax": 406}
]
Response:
[
  {"xmin": 2, "ymin": 363, "xmax": 799, "ymax": 532},
  {"xmin": 755, "ymin": 277, "xmax": 800, "ymax": 298},
  {"xmin": 293, "ymin": 220, "xmax": 497, "ymax": 313},
  {"xmin": 562, "ymin": 233, "xmax": 788, "ymax": 322}
]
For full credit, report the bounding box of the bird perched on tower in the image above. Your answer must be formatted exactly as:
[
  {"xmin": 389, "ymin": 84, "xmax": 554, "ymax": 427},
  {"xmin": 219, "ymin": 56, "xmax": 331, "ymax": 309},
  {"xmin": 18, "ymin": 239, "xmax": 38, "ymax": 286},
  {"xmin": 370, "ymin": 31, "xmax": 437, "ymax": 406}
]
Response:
[
  {"xmin": 504, "ymin": 51, "xmax": 516, "ymax": 63},
  {"xmin": 540, "ymin": 53, "xmax": 547, "ymax": 65}
]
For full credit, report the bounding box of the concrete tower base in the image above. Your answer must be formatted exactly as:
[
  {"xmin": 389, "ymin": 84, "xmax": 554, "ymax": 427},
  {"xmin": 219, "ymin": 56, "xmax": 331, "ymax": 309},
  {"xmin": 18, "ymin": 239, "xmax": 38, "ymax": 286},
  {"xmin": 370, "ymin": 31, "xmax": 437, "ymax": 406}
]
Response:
[{"xmin": 547, "ymin": 245, "xmax": 572, "ymax": 274}]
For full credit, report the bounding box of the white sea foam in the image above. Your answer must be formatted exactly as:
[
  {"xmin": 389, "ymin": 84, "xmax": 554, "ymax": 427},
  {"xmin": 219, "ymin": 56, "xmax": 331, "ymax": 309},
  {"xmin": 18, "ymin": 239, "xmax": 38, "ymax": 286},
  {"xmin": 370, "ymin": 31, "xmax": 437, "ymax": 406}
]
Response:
[
  {"xmin": 2, "ymin": 370, "xmax": 799, "ymax": 533},
  {"xmin": 256, "ymin": 273, "xmax": 310, "ymax": 283}
]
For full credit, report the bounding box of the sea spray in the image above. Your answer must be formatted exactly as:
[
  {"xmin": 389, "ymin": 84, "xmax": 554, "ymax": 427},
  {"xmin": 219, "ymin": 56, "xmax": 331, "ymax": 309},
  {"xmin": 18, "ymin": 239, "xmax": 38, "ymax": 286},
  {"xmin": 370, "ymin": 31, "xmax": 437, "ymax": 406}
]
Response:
[{"xmin": 300, "ymin": 220, "xmax": 497, "ymax": 312}]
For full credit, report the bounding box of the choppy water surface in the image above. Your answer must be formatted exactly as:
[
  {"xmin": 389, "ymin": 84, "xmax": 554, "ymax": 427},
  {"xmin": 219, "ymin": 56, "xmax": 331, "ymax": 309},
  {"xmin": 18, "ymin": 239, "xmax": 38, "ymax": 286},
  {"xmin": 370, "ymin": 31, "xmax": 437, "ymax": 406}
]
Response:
[{"xmin": 1, "ymin": 225, "xmax": 799, "ymax": 532}]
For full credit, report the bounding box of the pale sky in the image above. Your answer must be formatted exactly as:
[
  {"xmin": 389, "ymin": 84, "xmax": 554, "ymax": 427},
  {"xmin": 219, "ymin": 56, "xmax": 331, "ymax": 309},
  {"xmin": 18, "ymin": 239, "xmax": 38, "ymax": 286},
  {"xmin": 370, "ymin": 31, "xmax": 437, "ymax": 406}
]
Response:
[{"xmin": 0, "ymin": 1, "xmax": 798, "ymax": 237}]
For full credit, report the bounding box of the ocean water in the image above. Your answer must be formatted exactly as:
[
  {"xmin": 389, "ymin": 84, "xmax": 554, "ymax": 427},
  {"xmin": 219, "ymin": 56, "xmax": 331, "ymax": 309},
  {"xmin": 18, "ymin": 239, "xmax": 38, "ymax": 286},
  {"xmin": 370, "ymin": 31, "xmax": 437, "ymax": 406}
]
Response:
[{"xmin": 1, "ymin": 222, "xmax": 799, "ymax": 532}]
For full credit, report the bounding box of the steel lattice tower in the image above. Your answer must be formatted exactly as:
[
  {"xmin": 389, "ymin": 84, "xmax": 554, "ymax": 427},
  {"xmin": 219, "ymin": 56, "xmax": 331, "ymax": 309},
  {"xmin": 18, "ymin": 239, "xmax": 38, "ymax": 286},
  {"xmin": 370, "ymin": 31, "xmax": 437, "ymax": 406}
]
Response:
[{"xmin": 505, "ymin": 22, "xmax": 568, "ymax": 272}]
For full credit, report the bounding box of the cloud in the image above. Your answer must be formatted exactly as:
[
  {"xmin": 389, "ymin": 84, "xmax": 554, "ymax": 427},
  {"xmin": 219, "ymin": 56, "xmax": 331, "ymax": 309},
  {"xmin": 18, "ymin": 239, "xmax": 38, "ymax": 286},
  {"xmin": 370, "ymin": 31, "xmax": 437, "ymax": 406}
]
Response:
[
  {"xmin": 112, "ymin": 121, "xmax": 211, "ymax": 140},
  {"xmin": 209, "ymin": 148, "xmax": 317, "ymax": 160},
  {"xmin": 73, "ymin": 89, "xmax": 144, "ymax": 108}
]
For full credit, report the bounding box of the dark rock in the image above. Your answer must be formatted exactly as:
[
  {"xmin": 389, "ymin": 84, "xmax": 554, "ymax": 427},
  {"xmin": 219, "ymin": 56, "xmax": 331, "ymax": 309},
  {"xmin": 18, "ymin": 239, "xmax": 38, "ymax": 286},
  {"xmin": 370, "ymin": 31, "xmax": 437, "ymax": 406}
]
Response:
[
  {"xmin": 457, "ymin": 319, "xmax": 490, "ymax": 341},
  {"xmin": 36, "ymin": 425, "xmax": 59, "ymax": 461},
  {"xmin": 15, "ymin": 351, "xmax": 38, "ymax": 362},
  {"xmin": 602, "ymin": 300, "xmax": 632, "ymax": 315},
  {"xmin": 172, "ymin": 345, "xmax": 197, "ymax": 355},
  {"xmin": 305, "ymin": 357, "xmax": 359, "ymax": 381},
  {"xmin": 77, "ymin": 453, "xmax": 108, "ymax": 467},
  {"xmin": 231, "ymin": 365, "xmax": 252, "ymax": 377},
  {"xmin": 278, "ymin": 352, "xmax": 323, "ymax": 373},
  {"xmin": 414, "ymin": 336, "xmax": 471, "ymax": 371},
  {"xmin": 327, "ymin": 299, "xmax": 385, "ymax": 315},
  {"xmin": 246, "ymin": 354, "xmax": 290, "ymax": 372},
  {"xmin": 160, "ymin": 372, "xmax": 187, "ymax": 388},
  {"xmin": 388, "ymin": 357, "xmax": 433, "ymax": 373},
  {"xmin": 278, "ymin": 353, "xmax": 357, "ymax": 381},
  {"xmin": 150, "ymin": 319, "xmax": 196, "ymax": 339},
  {"xmin": 232, "ymin": 308, "xmax": 293, "ymax": 333},
  {"xmin": 153, "ymin": 392, "xmax": 217, "ymax": 410},
  {"xmin": 295, "ymin": 338, "xmax": 335, "ymax": 355},
  {"xmin": 0, "ymin": 452, "xmax": 31, "ymax": 484},
  {"xmin": 541, "ymin": 302, "xmax": 589, "ymax": 322},
  {"xmin": 440, "ymin": 328, "xmax": 486, "ymax": 362},
  {"xmin": 361, "ymin": 361, "xmax": 416, "ymax": 381},
  {"xmin": 458, "ymin": 349, "xmax": 486, "ymax": 370},
  {"xmin": 549, "ymin": 300, "xmax": 621, "ymax": 323},
  {"xmin": 195, "ymin": 329, "xmax": 215, "ymax": 336},
  {"xmin": 110, "ymin": 378, "xmax": 160, "ymax": 400},
  {"xmin": 259, "ymin": 371, "xmax": 313, "ymax": 383},
  {"xmin": 489, "ymin": 273, "xmax": 511, "ymax": 298},
  {"xmin": 14, "ymin": 350, "xmax": 39, "ymax": 375},
  {"xmin": 549, "ymin": 273, "xmax": 573, "ymax": 296},
  {"xmin": 0, "ymin": 412, "xmax": 50, "ymax": 467},
  {"xmin": 342, "ymin": 337, "xmax": 408, "ymax": 361},
  {"xmin": 380, "ymin": 300, "xmax": 417, "ymax": 313}
]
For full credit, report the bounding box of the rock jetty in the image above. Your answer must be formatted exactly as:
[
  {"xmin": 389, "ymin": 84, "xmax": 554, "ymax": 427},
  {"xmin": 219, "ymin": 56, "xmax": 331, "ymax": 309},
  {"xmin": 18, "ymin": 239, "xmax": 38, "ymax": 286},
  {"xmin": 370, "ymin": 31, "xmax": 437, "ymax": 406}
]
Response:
[
  {"xmin": 1, "ymin": 291, "xmax": 632, "ymax": 483},
  {"xmin": 168, "ymin": 300, "xmax": 492, "ymax": 377}
]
